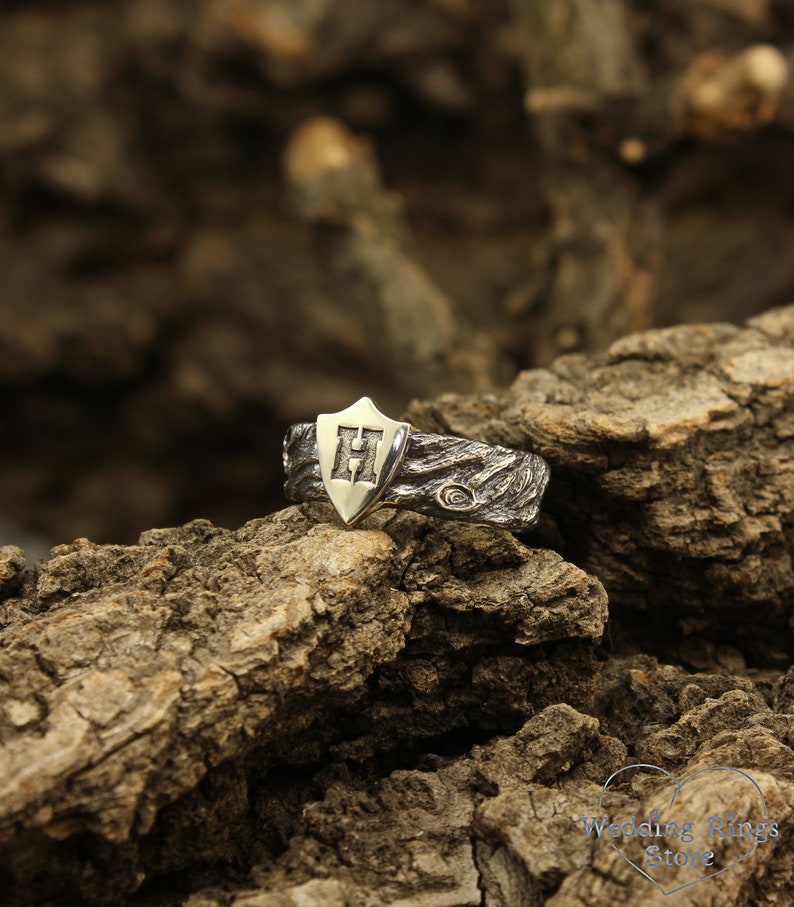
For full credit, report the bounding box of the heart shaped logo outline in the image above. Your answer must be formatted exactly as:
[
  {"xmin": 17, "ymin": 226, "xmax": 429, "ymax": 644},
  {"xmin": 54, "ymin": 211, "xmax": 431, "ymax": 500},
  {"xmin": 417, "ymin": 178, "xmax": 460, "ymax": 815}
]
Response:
[{"xmin": 598, "ymin": 763, "xmax": 767, "ymax": 896}]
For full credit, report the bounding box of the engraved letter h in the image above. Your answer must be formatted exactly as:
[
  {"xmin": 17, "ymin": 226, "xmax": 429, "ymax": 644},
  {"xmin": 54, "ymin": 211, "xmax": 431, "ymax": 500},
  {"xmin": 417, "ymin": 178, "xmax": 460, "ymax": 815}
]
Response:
[{"xmin": 332, "ymin": 426, "xmax": 383, "ymax": 484}]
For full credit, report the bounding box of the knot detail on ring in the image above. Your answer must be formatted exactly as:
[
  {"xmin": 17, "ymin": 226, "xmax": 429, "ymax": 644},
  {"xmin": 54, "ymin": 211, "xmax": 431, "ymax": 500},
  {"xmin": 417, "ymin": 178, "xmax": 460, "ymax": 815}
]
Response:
[{"xmin": 436, "ymin": 482, "xmax": 477, "ymax": 512}]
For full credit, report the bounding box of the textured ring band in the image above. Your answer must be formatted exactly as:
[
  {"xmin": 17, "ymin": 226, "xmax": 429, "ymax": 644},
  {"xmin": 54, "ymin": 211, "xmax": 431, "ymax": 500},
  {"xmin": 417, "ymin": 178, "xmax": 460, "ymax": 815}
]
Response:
[{"xmin": 283, "ymin": 397, "xmax": 550, "ymax": 531}]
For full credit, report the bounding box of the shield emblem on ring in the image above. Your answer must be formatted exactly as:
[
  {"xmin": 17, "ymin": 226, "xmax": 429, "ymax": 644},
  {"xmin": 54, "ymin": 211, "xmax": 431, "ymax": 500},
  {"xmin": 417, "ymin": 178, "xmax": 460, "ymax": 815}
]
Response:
[{"xmin": 316, "ymin": 397, "xmax": 410, "ymax": 526}]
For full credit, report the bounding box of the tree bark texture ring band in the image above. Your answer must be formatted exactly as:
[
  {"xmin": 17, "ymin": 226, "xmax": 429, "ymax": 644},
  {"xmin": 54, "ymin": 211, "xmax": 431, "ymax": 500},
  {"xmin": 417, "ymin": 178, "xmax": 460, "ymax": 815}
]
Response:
[{"xmin": 283, "ymin": 397, "xmax": 550, "ymax": 531}]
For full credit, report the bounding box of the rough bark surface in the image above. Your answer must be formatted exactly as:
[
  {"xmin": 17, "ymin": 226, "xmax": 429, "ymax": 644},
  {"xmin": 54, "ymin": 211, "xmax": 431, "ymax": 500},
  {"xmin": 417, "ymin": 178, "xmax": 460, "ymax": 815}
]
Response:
[
  {"xmin": 409, "ymin": 305, "xmax": 794, "ymax": 664},
  {"xmin": 0, "ymin": 507, "xmax": 606, "ymax": 904}
]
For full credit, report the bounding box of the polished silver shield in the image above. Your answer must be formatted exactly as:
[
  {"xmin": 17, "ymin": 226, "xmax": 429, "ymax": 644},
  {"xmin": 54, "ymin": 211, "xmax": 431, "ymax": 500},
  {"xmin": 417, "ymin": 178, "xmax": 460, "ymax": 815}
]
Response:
[{"xmin": 316, "ymin": 397, "xmax": 410, "ymax": 526}]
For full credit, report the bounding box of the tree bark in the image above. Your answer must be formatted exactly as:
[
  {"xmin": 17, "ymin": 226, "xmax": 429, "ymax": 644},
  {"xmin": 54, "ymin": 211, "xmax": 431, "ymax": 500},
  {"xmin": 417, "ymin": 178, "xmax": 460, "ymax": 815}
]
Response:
[
  {"xmin": 0, "ymin": 508, "xmax": 605, "ymax": 904},
  {"xmin": 410, "ymin": 305, "xmax": 794, "ymax": 664}
]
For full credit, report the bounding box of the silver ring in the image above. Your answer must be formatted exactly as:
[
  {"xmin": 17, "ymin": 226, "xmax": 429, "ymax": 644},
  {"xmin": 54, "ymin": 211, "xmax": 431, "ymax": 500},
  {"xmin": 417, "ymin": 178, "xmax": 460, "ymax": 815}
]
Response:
[{"xmin": 283, "ymin": 397, "xmax": 550, "ymax": 531}]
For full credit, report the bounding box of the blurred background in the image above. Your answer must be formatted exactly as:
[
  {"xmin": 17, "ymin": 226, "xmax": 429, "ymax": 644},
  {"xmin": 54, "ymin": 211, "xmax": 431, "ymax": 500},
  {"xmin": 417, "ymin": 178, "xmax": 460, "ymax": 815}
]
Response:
[{"xmin": 0, "ymin": 0, "xmax": 792, "ymax": 551}]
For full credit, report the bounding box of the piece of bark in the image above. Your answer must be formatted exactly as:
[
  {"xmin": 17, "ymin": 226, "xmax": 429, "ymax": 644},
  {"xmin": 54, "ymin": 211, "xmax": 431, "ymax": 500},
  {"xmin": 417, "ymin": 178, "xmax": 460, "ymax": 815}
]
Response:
[
  {"xmin": 0, "ymin": 546, "xmax": 25, "ymax": 600},
  {"xmin": 508, "ymin": 0, "xmax": 661, "ymax": 364},
  {"xmin": 508, "ymin": 763, "xmax": 794, "ymax": 907},
  {"xmin": 676, "ymin": 44, "xmax": 789, "ymax": 142},
  {"xmin": 236, "ymin": 703, "xmax": 620, "ymax": 907},
  {"xmin": 408, "ymin": 304, "xmax": 794, "ymax": 663},
  {"xmin": 283, "ymin": 117, "xmax": 511, "ymax": 396},
  {"xmin": 508, "ymin": 3, "xmax": 790, "ymax": 365},
  {"xmin": 400, "ymin": 669, "xmax": 792, "ymax": 906},
  {"xmin": 606, "ymin": 44, "xmax": 790, "ymax": 162},
  {"xmin": 186, "ymin": 676, "xmax": 794, "ymax": 906},
  {"xmin": 0, "ymin": 508, "xmax": 606, "ymax": 904}
]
